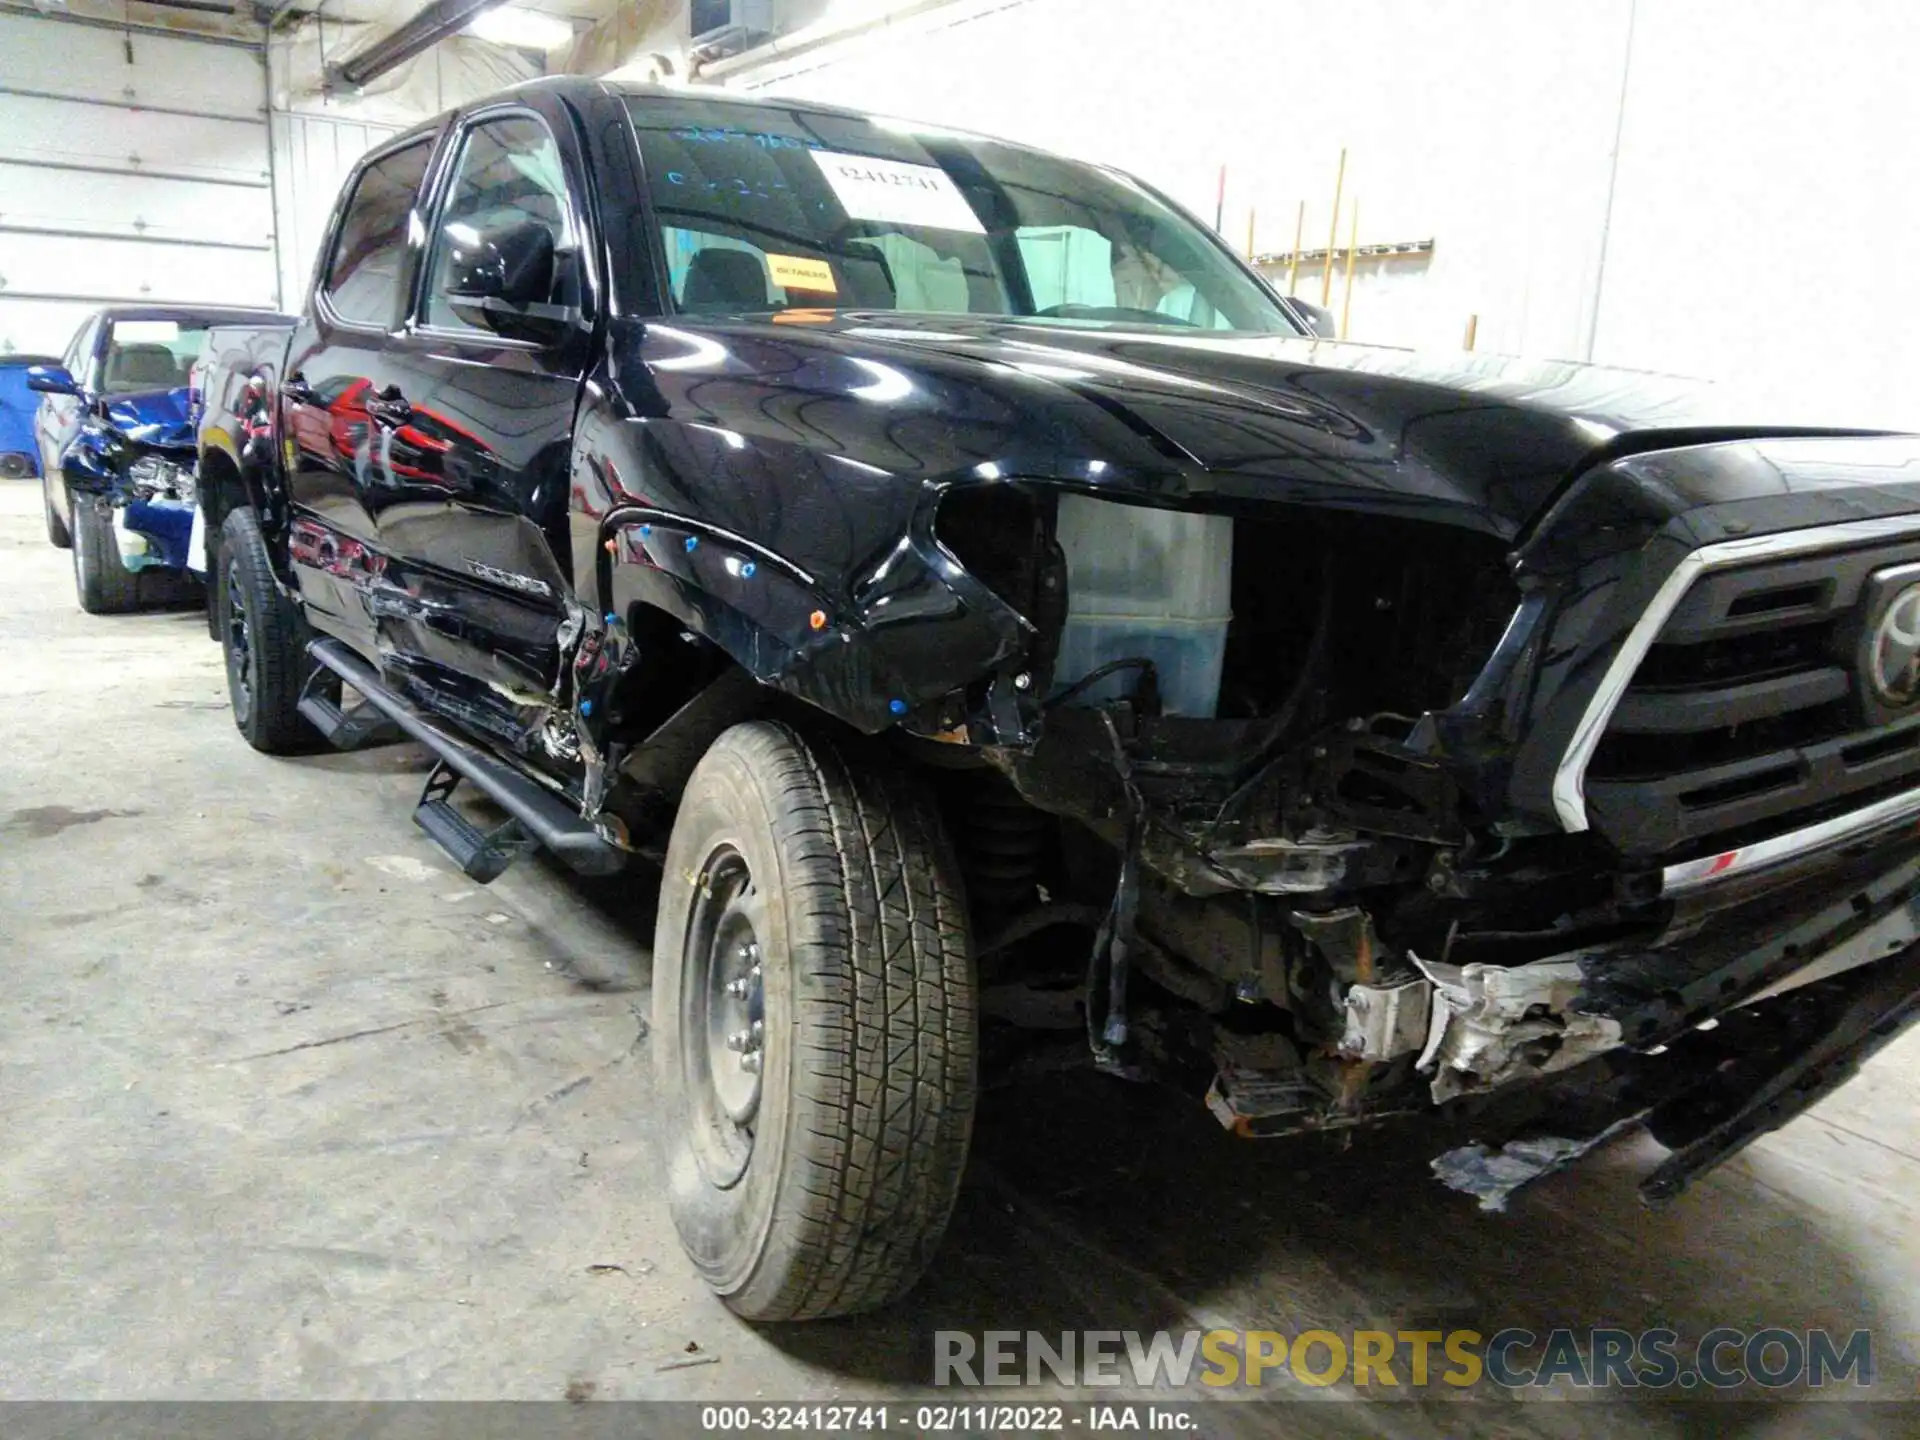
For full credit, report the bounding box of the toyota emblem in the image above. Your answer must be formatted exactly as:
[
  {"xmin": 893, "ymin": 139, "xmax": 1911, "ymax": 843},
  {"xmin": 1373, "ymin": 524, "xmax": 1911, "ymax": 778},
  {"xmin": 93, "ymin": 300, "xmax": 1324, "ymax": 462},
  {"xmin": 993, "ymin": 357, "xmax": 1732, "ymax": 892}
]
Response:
[{"xmin": 1870, "ymin": 582, "xmax": 1920, "ymax": 705}]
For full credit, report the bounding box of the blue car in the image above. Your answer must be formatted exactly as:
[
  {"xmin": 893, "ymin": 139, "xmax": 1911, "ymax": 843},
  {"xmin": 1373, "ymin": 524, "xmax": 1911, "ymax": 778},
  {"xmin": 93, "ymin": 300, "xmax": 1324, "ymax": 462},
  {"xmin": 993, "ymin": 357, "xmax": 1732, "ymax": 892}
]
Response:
[{"xmin": 31, "ymin": 305, "xmax": 290, "ymax": 613}]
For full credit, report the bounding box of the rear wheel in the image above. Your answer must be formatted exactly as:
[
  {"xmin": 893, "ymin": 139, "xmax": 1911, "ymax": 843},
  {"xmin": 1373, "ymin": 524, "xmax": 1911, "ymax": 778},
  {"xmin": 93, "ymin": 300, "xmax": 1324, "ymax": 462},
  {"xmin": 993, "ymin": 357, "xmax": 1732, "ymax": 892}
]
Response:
[
  {"xmin": 654, "ymin": 720, "xmax": 976, "ymax": 1320},
  {"xmin": 71, "ymin": 494, "xmax": 139, "ymax": 614},
  {"xmin": 218, "ymin": 506, "xmax": 314, "ymax": 754},
  {"xmin": 43, "ymin": 471, "xmax": 70, "ymax": 549}
]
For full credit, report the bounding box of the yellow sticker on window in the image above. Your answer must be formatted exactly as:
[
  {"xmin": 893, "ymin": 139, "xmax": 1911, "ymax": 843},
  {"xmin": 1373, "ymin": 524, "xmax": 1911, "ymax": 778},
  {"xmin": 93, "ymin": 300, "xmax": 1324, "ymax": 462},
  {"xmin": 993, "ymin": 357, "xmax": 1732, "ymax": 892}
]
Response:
[{"xmin": 767, "ymin": 253, "xmax": 838, "ymax": 294}]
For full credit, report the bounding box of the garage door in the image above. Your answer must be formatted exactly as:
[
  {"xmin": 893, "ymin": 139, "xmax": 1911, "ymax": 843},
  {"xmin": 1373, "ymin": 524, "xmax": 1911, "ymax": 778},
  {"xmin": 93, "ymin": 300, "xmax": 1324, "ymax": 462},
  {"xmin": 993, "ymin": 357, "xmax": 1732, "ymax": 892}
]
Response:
[{"xmin": 0, "ymin": 12, "xmax": 278, "ymax": 358}]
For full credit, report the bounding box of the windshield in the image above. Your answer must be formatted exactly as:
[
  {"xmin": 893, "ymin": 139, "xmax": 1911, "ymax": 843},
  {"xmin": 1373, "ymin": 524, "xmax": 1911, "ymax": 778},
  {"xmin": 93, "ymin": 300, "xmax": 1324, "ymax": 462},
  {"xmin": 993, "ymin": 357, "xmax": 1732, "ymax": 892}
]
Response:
[
  {"xmin": 101, "ymin": 319, "xmax": 212, "ymax": 396},
  {"xmin": 627, "ymin": 96, "xmax": 1298, "ymax": 334}
]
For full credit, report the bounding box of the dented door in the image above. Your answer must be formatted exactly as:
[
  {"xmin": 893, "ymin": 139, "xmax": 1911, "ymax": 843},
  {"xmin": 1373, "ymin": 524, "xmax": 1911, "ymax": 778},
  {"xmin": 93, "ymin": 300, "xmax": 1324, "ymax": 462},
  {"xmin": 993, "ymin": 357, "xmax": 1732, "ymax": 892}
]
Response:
[{"xmin": 368, "ymin": 106, "xmax": 591, "ymax": 700}]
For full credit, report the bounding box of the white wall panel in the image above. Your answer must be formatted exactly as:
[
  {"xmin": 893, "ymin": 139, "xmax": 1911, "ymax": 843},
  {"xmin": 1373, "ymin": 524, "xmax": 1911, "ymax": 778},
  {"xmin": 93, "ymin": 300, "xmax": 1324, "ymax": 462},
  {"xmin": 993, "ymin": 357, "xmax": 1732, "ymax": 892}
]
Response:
[
  {"xmin": 0, "ymin": 14, "xmax": 265, "ymax": 120},
  {"xmin": 1591, "ymin": 0, "xmax": 1920, "ymax": 426},
  {"xmin": 0, "ymin": 299, "xmax": 96, "ymax": 360},
  {"xmin": 0, "ymin": 231, "xmax": 275, "ymax": 306},
  {"xmin": 0, "ymin": 93, "xmax": 269, "ymax": 185},
  {"xmin": 0, "ymin": 11, "xmax": 274, "ymax": 355},
  {"xmin": 0, "ymin": 161, "xmax": 273, "ymax": 247}
]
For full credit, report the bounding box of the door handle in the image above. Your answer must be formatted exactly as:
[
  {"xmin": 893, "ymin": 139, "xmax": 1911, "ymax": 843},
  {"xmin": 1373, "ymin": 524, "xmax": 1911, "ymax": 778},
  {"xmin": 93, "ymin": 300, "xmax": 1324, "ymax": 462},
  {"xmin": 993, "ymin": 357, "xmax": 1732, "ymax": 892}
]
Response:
[{"xmin": 366, "ymin": 386, "xmax": 412, "ymax": 427}]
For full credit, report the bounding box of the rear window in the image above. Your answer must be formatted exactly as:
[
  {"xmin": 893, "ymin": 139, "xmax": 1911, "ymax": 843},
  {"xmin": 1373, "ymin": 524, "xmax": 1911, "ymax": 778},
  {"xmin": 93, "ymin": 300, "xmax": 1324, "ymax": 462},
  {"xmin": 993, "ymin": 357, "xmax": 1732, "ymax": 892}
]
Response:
[{"xmin": 324, "ymin": 141, "xmax": 433, "ymax": 328}]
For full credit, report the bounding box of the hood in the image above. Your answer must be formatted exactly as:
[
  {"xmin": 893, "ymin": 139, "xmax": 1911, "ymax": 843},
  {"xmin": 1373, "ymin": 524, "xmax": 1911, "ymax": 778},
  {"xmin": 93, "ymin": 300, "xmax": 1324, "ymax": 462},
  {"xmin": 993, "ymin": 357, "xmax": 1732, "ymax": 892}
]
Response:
[
  {"xmin": 103, "ymin": 387, "xmax": 195, "ymax": 449},
  {"xmin": 635, "ymin": 314, "xmax": 1907, "ymax": 541}
]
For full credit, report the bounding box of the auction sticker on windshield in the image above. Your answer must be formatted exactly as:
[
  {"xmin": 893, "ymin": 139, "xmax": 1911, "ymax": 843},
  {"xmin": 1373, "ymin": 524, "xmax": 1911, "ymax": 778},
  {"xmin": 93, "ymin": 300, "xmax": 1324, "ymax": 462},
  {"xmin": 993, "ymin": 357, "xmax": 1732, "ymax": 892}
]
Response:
[
  {"xmin": 767, "ymin": 253, "xmax": 839, "ymax": 294},
  {"xmin": 809, "ymin": 149, "xmax": 986, "ymax": 233}
]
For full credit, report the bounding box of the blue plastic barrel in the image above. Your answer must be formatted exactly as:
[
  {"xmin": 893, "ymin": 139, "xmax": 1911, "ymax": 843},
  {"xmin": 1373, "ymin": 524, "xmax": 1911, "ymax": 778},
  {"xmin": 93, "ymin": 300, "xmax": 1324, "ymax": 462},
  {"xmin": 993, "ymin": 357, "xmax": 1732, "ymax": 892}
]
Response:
[{"xmin": 0, "ymin": 355, "xmax": 59, "ymax": 479}]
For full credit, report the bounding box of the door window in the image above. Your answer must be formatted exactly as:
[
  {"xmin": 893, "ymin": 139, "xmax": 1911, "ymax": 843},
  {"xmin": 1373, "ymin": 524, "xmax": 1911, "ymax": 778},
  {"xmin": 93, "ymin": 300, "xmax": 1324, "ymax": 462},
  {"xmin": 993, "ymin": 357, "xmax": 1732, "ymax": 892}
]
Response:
[
  {"xmin": 324, "ymin": 140, "xmax": 434, "ymax": 329},
  {"xmin": 422, "ymin": 115, "xmax": 574, "ymax": 333},
  {"xmin": 64, "ymin": 316, "xmax": 100, "ymax": 392}
]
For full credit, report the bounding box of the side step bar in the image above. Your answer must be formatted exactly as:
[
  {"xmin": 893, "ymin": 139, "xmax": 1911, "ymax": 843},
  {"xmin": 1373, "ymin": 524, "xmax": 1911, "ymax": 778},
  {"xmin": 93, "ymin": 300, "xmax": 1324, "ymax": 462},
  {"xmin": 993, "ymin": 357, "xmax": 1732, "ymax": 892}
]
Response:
[
  {"xmin": 298, "ymin": 680, "xmax": 403, "ymax": 750},
  {"xmin": 305, "ymin": 638, "xmax": 627, "ymax": 882}
]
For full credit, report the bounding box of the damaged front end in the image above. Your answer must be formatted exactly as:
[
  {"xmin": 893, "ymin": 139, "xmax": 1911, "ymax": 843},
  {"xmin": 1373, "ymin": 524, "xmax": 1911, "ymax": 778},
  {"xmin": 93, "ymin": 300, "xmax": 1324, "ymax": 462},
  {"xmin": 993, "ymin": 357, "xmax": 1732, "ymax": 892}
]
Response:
[
  {"xmin": 862, "ymin": 439, "xmax": 1920, "ymax": 1209},
  {"xmin": 66, "ymin": 391, "xmax": 204, "ymax": 575},
  {"xmin": 573, "ymin": 312, "xmax": 1920, "ymax": 1209}
]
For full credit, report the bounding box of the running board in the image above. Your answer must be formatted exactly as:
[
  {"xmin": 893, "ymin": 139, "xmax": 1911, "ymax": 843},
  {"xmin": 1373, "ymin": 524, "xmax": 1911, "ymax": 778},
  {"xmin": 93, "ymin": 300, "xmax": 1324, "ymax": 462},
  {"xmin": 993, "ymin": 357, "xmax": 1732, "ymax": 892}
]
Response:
[
  {"xmin": 299, "ymin": 672, "xmax": 403, "ymax": 750},
  {"xmin": 305, "ymin": 637, "xmax": 627, "ymax": 881},
  {"xmin": 415, "ymin": 761, "xmax": 536, "ymax": 883}
]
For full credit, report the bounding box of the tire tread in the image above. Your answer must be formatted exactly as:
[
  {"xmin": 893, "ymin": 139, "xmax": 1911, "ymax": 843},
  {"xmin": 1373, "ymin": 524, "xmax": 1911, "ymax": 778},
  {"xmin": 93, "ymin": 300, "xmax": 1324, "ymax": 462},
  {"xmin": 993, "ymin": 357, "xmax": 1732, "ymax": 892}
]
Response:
[{"xmin": 689, "ymin": 720, "xmax": 975, "ymax": 1321}]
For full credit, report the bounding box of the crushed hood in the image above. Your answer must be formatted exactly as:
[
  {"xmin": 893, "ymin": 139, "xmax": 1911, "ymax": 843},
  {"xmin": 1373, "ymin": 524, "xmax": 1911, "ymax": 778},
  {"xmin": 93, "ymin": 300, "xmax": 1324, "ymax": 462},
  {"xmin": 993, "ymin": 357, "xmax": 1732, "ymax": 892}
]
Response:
[{"xmin": 104, "ymin": 387, "xmax": 195, "ymax": 449}]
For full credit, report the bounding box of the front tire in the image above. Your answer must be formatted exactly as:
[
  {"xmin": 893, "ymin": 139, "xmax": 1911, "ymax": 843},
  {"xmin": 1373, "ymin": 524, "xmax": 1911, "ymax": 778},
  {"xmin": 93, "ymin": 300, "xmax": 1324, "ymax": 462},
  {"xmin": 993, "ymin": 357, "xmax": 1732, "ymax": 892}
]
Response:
[
  {"xmin": 43, "ymin": 471, "xmax": 71, "ymax": 548},
  {"xmin": 218, "ymin": 506, "xmax": 314, "ymax": 754},
  {"xmin": 71, "ymin": 494, "xmax": 139, "ymax": 613},
  {"xmin": 654, "ymin": 720, "xmax": 976, "ymax": 1321}
]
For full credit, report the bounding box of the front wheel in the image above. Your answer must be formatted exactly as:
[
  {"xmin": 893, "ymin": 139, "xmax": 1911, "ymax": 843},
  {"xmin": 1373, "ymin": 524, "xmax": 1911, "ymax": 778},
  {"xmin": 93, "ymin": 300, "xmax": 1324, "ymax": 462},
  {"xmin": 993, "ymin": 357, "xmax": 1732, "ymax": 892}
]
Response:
[
  {"xmin": 654, "ymin": 720, "xmax": 977, "ymax": 1321},
  {"xmin": 71, "ymin": 494, "xmax": 138, "ymax": 613}
]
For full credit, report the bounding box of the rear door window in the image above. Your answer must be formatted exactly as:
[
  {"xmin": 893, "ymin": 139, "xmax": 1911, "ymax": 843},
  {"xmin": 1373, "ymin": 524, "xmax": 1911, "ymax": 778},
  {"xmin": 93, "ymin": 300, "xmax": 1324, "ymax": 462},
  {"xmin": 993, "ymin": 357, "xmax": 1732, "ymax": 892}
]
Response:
[{"xmin": 324, "ymin": 140, "xmax": 434, "ymax": 329}]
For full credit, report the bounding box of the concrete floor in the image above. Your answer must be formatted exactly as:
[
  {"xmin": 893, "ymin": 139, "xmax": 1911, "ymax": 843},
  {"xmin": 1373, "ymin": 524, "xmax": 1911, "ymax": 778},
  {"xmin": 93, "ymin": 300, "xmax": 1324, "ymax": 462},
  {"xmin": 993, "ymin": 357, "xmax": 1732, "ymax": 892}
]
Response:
[{"xmin": 4, "ymin": 476, "xmax": 1920, "ymax": 1436}]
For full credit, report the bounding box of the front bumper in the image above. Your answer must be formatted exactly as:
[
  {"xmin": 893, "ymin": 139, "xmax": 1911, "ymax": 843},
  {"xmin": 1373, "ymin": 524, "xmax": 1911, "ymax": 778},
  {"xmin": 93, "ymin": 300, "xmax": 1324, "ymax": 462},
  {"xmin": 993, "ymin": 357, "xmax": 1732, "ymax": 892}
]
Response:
[
  {"xmin": 1661, "ymin": 781, "xmax": 1920, "ymax": 895},
  {"xmin": 115, "ymin": 498, "xmax": 197, "ymax": 573}
]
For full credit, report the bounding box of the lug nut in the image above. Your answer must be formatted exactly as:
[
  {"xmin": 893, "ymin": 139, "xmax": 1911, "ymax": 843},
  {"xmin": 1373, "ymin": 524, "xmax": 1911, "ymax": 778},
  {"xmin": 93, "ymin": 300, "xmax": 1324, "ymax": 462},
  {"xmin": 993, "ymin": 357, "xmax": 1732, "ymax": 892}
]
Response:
[
  {"xmin": 725, "ymin": 978, "xmax": 751, "ymax": 999},
  {"xmin": 1013, "ymin": 672, "xmax": 1032, "ymax": 691},
  {"xmin": 726, "ymin": 1030, "xmax": 748, "ymax": 1052},
  {"xmin": 741, "ymin": 1052, "xmax": 762, "ymax": 1074}
]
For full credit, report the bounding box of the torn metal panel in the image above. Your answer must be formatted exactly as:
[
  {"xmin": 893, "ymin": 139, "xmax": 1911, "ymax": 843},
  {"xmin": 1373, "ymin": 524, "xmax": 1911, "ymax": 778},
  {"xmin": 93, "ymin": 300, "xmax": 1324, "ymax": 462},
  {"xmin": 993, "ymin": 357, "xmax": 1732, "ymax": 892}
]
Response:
[
  {"xmin": 1414, "ymin": 953, "xmax": 1625, "ymax": 1102},
  {"xmin": 1431, "ymin": 1118, "xmax": 1643, "ymax": 1213},
  {"xmin": 1339, "ymin": 977, "xmax": 1432, "ymax": 1061},
  {"xmin": 1207, "ymin": 833, "xmax": 1371, "ymax": 894},
  {"xmin": 1292, "ymin": 905, "xmax": 1383, "ymax": 985}
]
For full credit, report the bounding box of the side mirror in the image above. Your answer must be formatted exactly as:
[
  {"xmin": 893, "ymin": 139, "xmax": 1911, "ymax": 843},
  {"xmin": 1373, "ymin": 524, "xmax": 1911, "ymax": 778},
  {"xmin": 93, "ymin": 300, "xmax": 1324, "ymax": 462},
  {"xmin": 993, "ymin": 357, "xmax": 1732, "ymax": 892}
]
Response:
[
  {"xmin": 26, "ymin": 364, "xmax": 80, "ymax": 396},
  {"xmin": 442, "ymin": 219, "xmax": 578, "ymax": 344},
  {"xmin": 1284, "ymin": 297, "xmax": 1339, "ymax": 338}
]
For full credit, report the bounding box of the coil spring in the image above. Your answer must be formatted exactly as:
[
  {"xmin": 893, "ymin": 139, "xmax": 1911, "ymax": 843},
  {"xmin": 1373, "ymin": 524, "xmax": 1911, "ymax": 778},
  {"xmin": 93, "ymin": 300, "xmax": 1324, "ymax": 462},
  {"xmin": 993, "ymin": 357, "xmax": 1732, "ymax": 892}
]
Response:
[{"xmin": 956, "ymin": 779, "xmax": 1048, "ymax": 918}]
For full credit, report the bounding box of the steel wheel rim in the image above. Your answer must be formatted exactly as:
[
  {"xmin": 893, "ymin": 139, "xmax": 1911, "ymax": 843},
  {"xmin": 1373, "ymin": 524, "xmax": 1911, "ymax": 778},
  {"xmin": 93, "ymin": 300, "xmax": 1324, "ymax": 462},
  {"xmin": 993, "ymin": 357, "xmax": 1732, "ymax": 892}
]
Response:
[
  {"xmin": 225, "ymin": 555, "xmax": 254, "ymax": 724},
  {"xmin": 681, "ymin": 843, "xmax": 766, "ymax": 1189}
]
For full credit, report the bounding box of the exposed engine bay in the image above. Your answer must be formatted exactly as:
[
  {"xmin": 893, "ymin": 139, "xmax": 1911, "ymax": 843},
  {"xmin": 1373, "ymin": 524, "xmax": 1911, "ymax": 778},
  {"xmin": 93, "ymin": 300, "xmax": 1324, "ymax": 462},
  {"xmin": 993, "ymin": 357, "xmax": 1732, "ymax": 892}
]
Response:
[
  {"xmin": 922, "ymin": 489, "xmax": 1627, "ymax": 1128},
  {"xmin": 595, "ymin": 472, "xmax": 1920, "ymax": 1209}
]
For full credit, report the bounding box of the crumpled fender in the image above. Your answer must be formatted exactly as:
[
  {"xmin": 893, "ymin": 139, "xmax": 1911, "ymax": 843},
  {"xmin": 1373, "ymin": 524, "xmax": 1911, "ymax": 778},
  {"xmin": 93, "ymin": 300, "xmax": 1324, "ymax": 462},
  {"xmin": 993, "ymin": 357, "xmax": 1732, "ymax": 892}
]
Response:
[
  {"xmin": 573, "ymin": 358, "xmax": 1034, "ymax": 737},
  {"xmin": 592, "ymin": 483, "xmax": 1026, "ymax": 735},
  {"xmin": 60, "ymin": 421, "xmax": 127, "ymax": 499}
]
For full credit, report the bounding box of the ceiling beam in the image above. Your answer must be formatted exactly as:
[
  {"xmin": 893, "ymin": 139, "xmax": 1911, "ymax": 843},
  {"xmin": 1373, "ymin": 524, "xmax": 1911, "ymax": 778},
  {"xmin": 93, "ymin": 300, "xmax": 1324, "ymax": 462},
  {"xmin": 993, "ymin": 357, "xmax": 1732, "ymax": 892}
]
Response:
[{"xmin": 324, "ymin": 0, "xmax": 501, "ymax": 88}]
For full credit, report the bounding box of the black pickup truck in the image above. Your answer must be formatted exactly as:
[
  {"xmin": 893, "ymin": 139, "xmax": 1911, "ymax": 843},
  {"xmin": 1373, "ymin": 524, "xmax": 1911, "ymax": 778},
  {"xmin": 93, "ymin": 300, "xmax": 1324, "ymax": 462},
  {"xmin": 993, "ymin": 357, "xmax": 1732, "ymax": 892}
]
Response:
[{"xmin": 200, "ymin": 77, "xmax": 1920, "ymax": 1322}]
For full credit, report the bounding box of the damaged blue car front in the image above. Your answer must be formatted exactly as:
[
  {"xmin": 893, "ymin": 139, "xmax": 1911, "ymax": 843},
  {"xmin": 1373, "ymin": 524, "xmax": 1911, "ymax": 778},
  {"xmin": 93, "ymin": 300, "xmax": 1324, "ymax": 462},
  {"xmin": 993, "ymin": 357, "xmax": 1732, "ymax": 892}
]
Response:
[{"xmin": 31, "ymin": 306, "xmax": 291, "ymax": 614}]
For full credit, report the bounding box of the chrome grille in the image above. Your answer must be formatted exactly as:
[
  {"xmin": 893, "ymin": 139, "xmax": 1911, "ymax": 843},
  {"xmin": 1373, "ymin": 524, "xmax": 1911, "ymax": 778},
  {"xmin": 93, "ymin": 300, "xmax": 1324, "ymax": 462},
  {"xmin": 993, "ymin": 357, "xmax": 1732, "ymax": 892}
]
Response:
[{"xmin": 1557, "ymin": 517, "xmax": 1920, "ymax": 858}]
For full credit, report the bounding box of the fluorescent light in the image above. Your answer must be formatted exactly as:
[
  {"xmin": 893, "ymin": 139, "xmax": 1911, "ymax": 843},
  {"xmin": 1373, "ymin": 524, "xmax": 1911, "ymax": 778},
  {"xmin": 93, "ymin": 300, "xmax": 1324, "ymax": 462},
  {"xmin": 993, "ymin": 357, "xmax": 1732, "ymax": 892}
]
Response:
[{"xmin": 466, "ymin": 6, "xmax": 574, "ymax": 51}]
